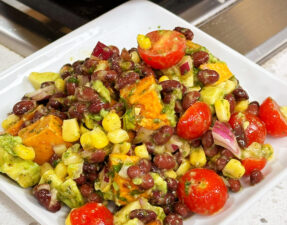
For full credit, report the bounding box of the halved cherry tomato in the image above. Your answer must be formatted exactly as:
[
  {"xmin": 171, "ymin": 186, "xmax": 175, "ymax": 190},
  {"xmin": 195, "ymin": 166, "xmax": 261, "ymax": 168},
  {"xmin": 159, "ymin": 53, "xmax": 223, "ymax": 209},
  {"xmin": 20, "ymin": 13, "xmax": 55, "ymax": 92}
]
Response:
[
  {"xmin": 177, "ymin": 102, "xmax": 211, "ymax": 140},
  {"xmin": 241, "ymin": 158, "xmax": 267, "ymax": 176},
  {"xmin": 259, "ymin": 97, "xmax": 287, "ymax": 137},
  {"xmin": 68, "ymin": 203, "xmax": 113, "ymax": 225},
  {"xmin": 229, "ymin": 112, "xmax": 266, "ymax": 147},
  {"xmin": 177, "ymin": 168, "xmax": 228, "ymax": 215},
  {"xmin": 138, "ymin": 30, "xmax": 186, "ymax": 69}
]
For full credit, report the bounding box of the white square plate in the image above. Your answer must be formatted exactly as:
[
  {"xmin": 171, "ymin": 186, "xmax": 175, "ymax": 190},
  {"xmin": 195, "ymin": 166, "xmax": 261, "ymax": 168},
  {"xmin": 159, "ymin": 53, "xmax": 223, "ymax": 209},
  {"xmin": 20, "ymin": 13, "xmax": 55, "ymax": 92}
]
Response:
[{"xmin": 0, "ymin": 1, "xmax": 287, "ymax": 224}]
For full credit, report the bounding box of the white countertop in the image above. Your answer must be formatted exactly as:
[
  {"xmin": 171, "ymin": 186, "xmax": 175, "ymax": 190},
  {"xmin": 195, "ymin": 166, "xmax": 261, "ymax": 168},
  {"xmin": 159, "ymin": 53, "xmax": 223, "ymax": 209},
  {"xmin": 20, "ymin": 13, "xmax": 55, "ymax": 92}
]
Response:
[{"xmin": 0, "ymin": 44, "xmax": 287, "ymax": 225}]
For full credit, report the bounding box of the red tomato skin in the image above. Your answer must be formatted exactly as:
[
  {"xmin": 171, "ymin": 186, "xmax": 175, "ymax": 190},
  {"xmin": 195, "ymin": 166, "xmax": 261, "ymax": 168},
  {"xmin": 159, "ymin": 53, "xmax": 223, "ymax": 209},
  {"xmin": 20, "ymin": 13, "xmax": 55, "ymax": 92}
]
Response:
[
  {"xmin": 177, "ymin": 102, "xmax": 211, "ymax": 140},
  {"xmin": 241, "ymin": 158, "xmax": 267, "ymax": 176},
  {"xmin": 259, "ymin": 97, "xmax": 287, "ymax": 137},
  {"xmin": 229, "ymin": 112, "xmax": 266, "ymax": 146},
  {"xmin": 177, "ymin": 168, "xmax": 228, "ymax": 215},
  {"xmin": 138, "ymin": 30, "xmax": 186, "ymax": 69},
  {"xmin": 70, "ymin": 203, "xmax": 113, "ymax": 225}
]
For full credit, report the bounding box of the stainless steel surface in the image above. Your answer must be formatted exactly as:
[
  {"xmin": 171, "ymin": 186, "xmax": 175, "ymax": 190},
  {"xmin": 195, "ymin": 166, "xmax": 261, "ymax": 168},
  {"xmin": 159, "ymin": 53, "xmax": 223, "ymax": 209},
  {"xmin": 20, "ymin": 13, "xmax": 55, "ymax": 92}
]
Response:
[{"xmin": 197, "ymin": 0, "xmax": 287, "ymax": 59}]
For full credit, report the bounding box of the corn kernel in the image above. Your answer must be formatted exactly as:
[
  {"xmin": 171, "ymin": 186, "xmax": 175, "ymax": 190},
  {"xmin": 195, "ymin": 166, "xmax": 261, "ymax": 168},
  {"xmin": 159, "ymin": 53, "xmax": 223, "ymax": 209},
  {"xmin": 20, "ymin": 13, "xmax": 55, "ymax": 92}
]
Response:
[
  {"xmin": 62, "ymin": 152, "xmax": 83, "ymax": 165},
  {"xmin": 95, "ymin": 60, "xmax": 109, "ymax": 72},
  {"xmin": 40, "ymin": 163, "xmax": 53, "ymax": 176},
  {"xmin": 189, "ymin": 146, "xmax": 206, "ymax": 168},
  {"xmin": 80, "ymin": 127, "xmax": 109, "ymax": 149},
  {"xmin": 222, "ymin": 159, "xmax": 245, "ymax": 179},
  {"xmin": 134, "ymin": 144, "xmax": 150, "ymax": 159},
  {"xmin": 164, "ymin": 170, "xmax": 177, "ymax": 179},
  {"xmin": 137, "ymin": 34, "xmax": 151, "ymax": 50},
  {"xmin": 102, "ymin": 111, "xmax": 121, "ymax": 132},
  {"xmin": 107, "ymin": 129, "xmax": 129, "ymax": 144},
  {"xmin": 14, "ymin": 144, "xmax": 35, "ymax": 160},
  {"xmin": 215, "ymin": 99, "xmax": 231, "ymax": 122},
  {"xmin": 53, "ymin": 144, "xmax": 67, "ymax": 156},
  {"xmin": 55, "ymin": 78, "xmax": 65, "ymax": 92},
  {"xmin": 130, "ymin": 51, "xmax": 140, "ymax": 64},
  {"xmin": 176, "ymin": 160, "xmax": 191, "ymax": 177},
  {"xmin": 120, "ymin": 142, "xmax": 131, "ymax": 154},
  {"xmin": 216, "ymin": 80, "xmax": 236, "ymax": 94},
  {"xmin": 62, "ymin": 118, "xmax": 80, "ymax": 142},
  {"xmin": 80, "ymin": 123, "xmax": 90, "ymax": 134},
  {"xmin": 235, "ymin": 100, "xmax": 249, "ymax": 112},
  {"xmin": 55, "ymin": 162, "xmax": 67, "ymax": 180},
  {"xmin": 2, "ymin": 114, "xmax": 19, "ymax": 130},
  {"xmin": 159, "ymin": 76, "xmax": 169, "ymax": 83}
]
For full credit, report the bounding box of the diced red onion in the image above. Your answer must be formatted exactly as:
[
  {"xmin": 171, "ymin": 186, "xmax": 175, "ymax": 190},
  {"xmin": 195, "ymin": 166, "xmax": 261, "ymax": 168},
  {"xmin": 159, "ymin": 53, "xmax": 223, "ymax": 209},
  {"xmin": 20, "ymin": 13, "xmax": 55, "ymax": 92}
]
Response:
[
  {"xmin": 92, "ymin": 41, "xmax": 113, "ymax": 60},
  {"xmin": 212, "ymin": 120, "xmax": 242, "ymax": 158},
  {"xmin": 179, "ymin": 62, "xmax": 190, "ymax": 75}
]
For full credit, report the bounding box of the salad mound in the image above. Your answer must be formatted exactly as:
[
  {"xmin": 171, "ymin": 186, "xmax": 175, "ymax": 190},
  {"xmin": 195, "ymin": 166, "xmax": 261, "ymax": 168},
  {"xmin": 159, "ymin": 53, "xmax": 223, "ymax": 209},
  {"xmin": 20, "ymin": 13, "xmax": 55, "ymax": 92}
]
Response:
[{"xmin": 1, "ymin": 26, "xmax": 287, "ymax": 225}]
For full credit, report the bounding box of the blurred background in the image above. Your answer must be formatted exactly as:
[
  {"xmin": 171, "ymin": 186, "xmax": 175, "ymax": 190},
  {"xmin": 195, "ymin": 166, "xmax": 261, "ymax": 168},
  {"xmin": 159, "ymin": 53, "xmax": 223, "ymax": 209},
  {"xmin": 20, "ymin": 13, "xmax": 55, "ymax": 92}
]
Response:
[{"xmin": 0, "ymin": 0, "xmax": 286, "ymax": 64}]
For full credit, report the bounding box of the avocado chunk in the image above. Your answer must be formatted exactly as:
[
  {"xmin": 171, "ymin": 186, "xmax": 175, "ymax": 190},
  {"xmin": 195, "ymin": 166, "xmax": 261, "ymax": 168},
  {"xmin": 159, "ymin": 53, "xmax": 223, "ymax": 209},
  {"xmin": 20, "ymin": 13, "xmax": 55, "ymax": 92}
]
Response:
[
  {"xmin": 92, "ymin": 80, "xmax": 111, "ymax": 102},
  {"xmin": 150, "ymin": 172, "xmax": 167, "ymax": 194},
  {"xmin": 39, "ymin": 169, "xmax": 63, "ymax": 189},
  {"xmin": 200, "ymin": 86, "xmax": 224, "ymax": 105},
  {"xmin": 1, "ymin": 153, "xmax": 40, "ymax": 188},
  {"xmin": 0, "ymin": 134, "xmax": 22, "ymax": 156},
  {"xmin": 58, "ymin": 178, "xmax": 84, "ymax": 208}
]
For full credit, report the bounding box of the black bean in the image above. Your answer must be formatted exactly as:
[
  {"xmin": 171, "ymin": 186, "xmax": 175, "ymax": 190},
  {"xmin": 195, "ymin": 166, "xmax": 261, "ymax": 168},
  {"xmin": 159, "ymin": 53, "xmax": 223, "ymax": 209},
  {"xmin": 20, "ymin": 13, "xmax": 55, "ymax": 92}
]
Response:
[
  {"xmin": 145, "ymin": 142, "xmax": 155, "ymax": 154},
  {"xmin": 154, "ymin": 153, "xmax": 176, "ymax": 170},
  {"xmin": 80, "ymin": 184, "xmax": 93, "ymax": 197},
  {"xmin": 127, "ymin": 165, "xmax": 142, "ymax": 179},
  {"xmin": 174, "ymin": 101, "xmax": 183, "ymax": 114},
  {"xmin": 174, "ymin": 27, "xmax": 194, "ymax": 40},
  {"xmin": 201, "ymin": 130, "xmax": 214, "ymax": 149},
  {"xmin": 13, "ymin": 100, "xmax": 35, "ymax": 116},
  {"xmin": 246, "ymin": 101, "xmax": 260, "ymax": 116},
  {"xmin": 139, "ymin": 173, "xmax": 154, "ymax": 190},
  {"xmin": 153, "ymin": 126, "xmax": 174, "ymax": 145},
  {"xmin": 68, "ymin": 102, "xmax": 88, "ymax": 120},
  {"xmin": 48, "ymin": 153, "xmax": 60, "ymax": 167},
  {"xmin": 40, "ymin": 81, "xmax": 55, "ymax": 88},
  {"xmin": 83, "ymin": 162, "xmax": 97, "ymax": 174},
  {"xmin": 166, "ymin": 178, "xmax": 178, "ymax": 191},
  {"xmin": 75, "ymin": 86, "xmax": 99, "ymax": 102},
  {"xmin": 129, "ymin": 209, "xmax": 157, "ymax": 224},
  {"xmin": 87, "ymin": 192, "xmax": 102, "ymax": 203},
  {"xmin": 121, "ymin": 48, "xmax": 131, "ymax": 61},
  {"xmin": 109, "ymin": 45, "xmax": 120, "ymax": 56},
  {"xmin": 228, "ymin": 179, "xmax": 241, "ymax": 192},
  {"xmin": 160, "ymin": 80, "xmax": 181, "ymax": 93},
  {"xmin": 225, "ymin": 94, "xmax": 236, "ymax": 114},
  {"xmin": 88, "ymin": 100, "xmax": 109, "ymax": 114},
  {"xmin": 164, "ymin": 213, "xmax": 183, "ymax": 225},
  {"xmin": 216, "ymin": 157, "xmax": 228, "ymax": 171},
  {"xmin": 74, "ymin": 174, "xmax": 87, "ymax": 186},
  {"xmin": 162, "ymin": 92, "xmax": 173, "ymax": 104},
  {"xmin": 189, "ymin": 139, "xmax": 201, "ymax": 148},
  {"xmin": 250, "ymin": 170, "xmax": 264, "ymax": 185},
  {"xmin": 197, "ymin": 69, "xmax": 219, "ymax": 85},
  {"xmin": 182, "ymin": 91, "xmax": 200, "ymax": 111},
  {"xmin": 192, "ymin": 51, "xmax": 209, "ymax": 67},
  {"xmin": 204, "ymin": 145, "xmax": 219, "ymax": 158},
  {"xmin": 233, "ymin": 125, "xmax": 247, "ymax": 148},
  {"xmin": 86, "ymin": 173, "xmax": 98, "ymax": 183},
  {"xmin": 115, "ymin": 71, "xmax": 139, "ymax": 90},
  {"xmin": 141, "ymin": 64, "xmax": 155, "ymax": 77},
  {"xmin": 66, "ymin": 82, "xmax": 77, "ymax": 95},
  {"xmin": 221, "ymin": 149, "xmax": 234, "ymax": 159},
  {"xmin": 174, "ymin": 202, "xmax": 189, "ymax": 218},
  {"xmin": 138, "ymin": 159, "xmax": 152, "ymax": 174},
  {"xmin": 232, "ymin": 87, "xmax": 249, "ymax": 101}
]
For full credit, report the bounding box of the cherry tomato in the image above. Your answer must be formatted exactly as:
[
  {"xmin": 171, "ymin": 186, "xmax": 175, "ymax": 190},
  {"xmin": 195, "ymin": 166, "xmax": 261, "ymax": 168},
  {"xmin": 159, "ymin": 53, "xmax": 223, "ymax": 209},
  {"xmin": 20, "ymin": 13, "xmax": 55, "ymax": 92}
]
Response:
[
  {"xmin": 259, "ymin": 97, "xmax": 287, "ymax": 137},
  {"xmin": 138, "ymin": 30, "xmax": 186, "ymax": 69},
  {"xmin": 177, "ymin": 168, "xmax": 228, "ymax": 215},
  {"xmin": 229, "ymin": 112, "xmax": 266, "ymax": 147},
  {"xmin": 241, "ymin": 158, "xmax": 267, "ymax": 176},
  {"xmin": 68, "ymin": 203, "xmax": 113, "ymax": 225},
  {"xmin": 177, "ymin": 102, "xmax": 211, "ymax": 140}
]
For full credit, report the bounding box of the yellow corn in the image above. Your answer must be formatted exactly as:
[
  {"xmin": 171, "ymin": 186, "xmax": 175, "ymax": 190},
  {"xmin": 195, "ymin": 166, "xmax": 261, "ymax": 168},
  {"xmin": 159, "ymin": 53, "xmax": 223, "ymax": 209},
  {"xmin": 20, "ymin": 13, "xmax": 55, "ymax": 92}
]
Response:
[
  {"xmin": 215, "ymin": 99, "xmax": 231, "ymax": 122},
  {"xmin": 120, "ymin": 142, "xmax": 131, "ymax": 154},
  {"xmin": 130, "ymin": 51, "xmax": 141, "ymax": 64},
  {"xmin": 14, "ymin": 144, "xmax": 35, "ymax": 160},
  {"xmin": 95, "ymin": 60, "xmax": 109, "ymax": 72},
  {"xmin": 2, "ymin": 114, "xmax": 19, "ymax": 130},
  {"xmin": 80, "ymin": 123, "xmax": 90, "ymax": 134},
  {"xmin": 62, "ymin": 152, "xmax": 83, "ymax": 165},
  {"xmin": 159, "ymin": 76, "xmax": 169, "ymax": 83},
  {"xmin": 222, "ymin": 159, "xmax": 245, "ymax": 179},
  {"xmin": 55, "ymin": 78, "xmax": 65, "ymax": 92},
  {"xmin": 137, "ymin": 34, "xmax": 151, "ymax": 50},
  {"xmin": 176, "ymin": 160, "xmax": 191, "ymax": 177},
  {"xmin": 62, "ymin": 118, "xmax": 80, "ymax": 142},
  {"xmin": 53, "ymin": 144, "xmax": 67, "ymax": 156},
  {"xmin": 216, "ymin": 79, "xmax": 237, "ymax": 94},
  {"xmin": 107, "ymin": 129, "xmax": 129, "ymax": 144},
  {"xmin": 189, "ymin": 146, "xmax": 206, "ymax": 168},
  {"xmin": 55, "ymin": 162, "xmax": 67, "ymax": 180},
  {"xmin": 235, "ymin": 100, "xmax": 249, "ymax": 112},
  {"xmin": 80, "ymin": 127, "xmax": 109, "ymax": 150},
  {"xmin": 280, "ymin": 106, "xmax": 287, "ymax": 120},
  {"xmin": 102, "ymin": 111, "xmax": 121, "ymax": 132},
  {"xmin": 40, "ymin": 163, "xmax": 53, "ymax": 176},
  {"xmin": 134, "ymin": 144, "xmax": 150, "ymax": 159},
  {"xmin": 262, "ymin": 144, "xmax": 274, "ymax": 160},
  {"xmin": 164, "ymin": 170, "xmax": 177, "ymax": 179}
]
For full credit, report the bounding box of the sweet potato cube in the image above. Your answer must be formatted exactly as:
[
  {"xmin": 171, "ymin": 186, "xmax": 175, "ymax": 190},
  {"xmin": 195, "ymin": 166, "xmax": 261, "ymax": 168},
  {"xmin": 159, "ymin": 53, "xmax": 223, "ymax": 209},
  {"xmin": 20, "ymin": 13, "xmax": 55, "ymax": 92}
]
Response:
[
  {"xmin": 199, "ymin": 62, "xmax": 233, "ymax": 86},
  {"xmin": 19, "ymin": 115, "xmax": 66, "ymax": 165}
]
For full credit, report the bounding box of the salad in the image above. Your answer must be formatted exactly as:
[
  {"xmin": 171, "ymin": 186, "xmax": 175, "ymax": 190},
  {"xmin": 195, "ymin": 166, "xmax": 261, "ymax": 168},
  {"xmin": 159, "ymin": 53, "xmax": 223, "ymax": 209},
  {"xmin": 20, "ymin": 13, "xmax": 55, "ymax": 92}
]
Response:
[{"xmin": 1, "ymin": 26, "xmax": 287, "ymax": 225}]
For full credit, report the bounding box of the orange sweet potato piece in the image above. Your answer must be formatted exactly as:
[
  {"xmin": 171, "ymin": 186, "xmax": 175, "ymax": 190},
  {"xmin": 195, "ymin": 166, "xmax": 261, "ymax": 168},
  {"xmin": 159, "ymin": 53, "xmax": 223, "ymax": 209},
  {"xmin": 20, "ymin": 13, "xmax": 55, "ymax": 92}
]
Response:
[
  {"xmin": 18, "ymin": 115, "xmax": 67, "ymax": 165},
  {"xmin": 146, "ymin": 220, "xmax": 162, "ymax": 225},
  {"xmin": 113, "ymin": 174, "xmax": 149, "ymax": 206},
  {"xmin": 120, "ymin": 75, "xmax": 170, "ymax": 130}
]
